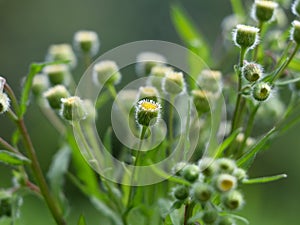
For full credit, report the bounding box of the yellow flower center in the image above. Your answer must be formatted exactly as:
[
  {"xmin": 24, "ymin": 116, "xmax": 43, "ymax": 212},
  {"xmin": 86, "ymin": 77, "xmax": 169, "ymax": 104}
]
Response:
[
  {"xmin": 220, "ymin": 179, "xmax": 234, "ymax": 191},
  {"xmin": 141, "ymin": 101, "xmax": 158, "ymax": 110}
]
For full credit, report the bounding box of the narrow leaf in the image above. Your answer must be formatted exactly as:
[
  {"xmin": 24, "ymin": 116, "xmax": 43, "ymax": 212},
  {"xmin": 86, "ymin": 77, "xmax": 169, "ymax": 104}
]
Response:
[
  {"xmin": 77, "ymin": 215, "xmax": 87, "ymax": 225},
  {"xmin": 230, "ymin": 0, "xmax": 246, "ymax": 18},
  {"xmin": 243, "ymin": 174, "xmax": 287, "ymax": 184},
  {"xmin": 237, "ymin": 128, "xmax": 276, "ymax": 168},
  {"xmin": 0, "ymin": 150, "xmax": 30, "ymax": 166},
  {"xmin": 214, "ymin": 128, "xmax": 241, "ymax": 158},
  {"xmin": 275, "ymin": 76, "xmax": 300, "ymax": 86}
]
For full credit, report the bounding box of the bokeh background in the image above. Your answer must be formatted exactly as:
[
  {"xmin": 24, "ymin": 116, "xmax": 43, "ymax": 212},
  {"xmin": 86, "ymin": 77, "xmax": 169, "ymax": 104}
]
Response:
[{"xmin": 0, "ymin": 0, "xmax": 299, "ymax": 224}]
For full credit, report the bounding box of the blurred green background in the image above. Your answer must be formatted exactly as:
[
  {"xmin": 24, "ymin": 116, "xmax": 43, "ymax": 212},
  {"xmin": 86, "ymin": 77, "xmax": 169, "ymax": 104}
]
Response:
[{"xmin": 0, "ymin": 0, "xmax": 300, "ymax": 224}]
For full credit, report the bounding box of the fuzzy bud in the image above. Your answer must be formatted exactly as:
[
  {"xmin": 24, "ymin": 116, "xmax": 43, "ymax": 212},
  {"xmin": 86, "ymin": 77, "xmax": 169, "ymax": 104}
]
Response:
[
  {"xmin": 242, "ymin": 62, "xmax": 263, "ymax": 82},
  {"xmin": 172, "ymin": 162, "xmax": 187, "ymax": 176},
  {"xmin": 173, "ymin": 185, "xmax": 189, "ymax": 201},
  {"xmin": 233, "ymin": 24, "xmax": 260, "ymax": 50},
  {"xmin": 222, "ymin": 190, "xmax": 245, "ymax": 210},
  {"xmin": 46, "ymin": 44, "xmax": 77, "ymax": 69},
  {"xmin": 44, "ymin": 85, "xmax": 70, "ymax": 109},
  {"xmin": 215, "ymin": 174, "xmax": 237, "ymax": 192},
  {"xmin": 148, "ymin": 66, "xmax": 173, "ymax": 91},
  {"xmin": 135, "ymin": 99, "xmax": 161, "ymax": 127},
  {"xmin": 182, "ymin": 164, "xmax": 200, "ymax": 182},
  {"xmin": 0, "ymin": 93, "xmax": 10, "ymax": 115},
  {"xmin": 233, "ymin": 168, "xmax": 247, "ymax": 181},
  {"xmin": 32, "ymin": 74, "xmax": 49, "ymax": 96},
  {"xmin": 252, "ymin": 1, "xmax": 278, "ymax": 23},
  {"xmin": 197, "ymin": 69, "xmax": 222, "ymax": 94},
  {"xmin": 163, "ymin": 71, "xmax": 186, "ymax": 95},
  {"xmin": 216, "ymin": 158, "xmax": 237, "ymax": 174},
  {"xmin": 137, "ymin": 86, "xmax": 159, "ymax": 102},
  {"xmin": 192, "ymin": 182, "xmax": 213, "ymax": 202},
  {"xmin": 198, "ymin": 157, "xmax": 217, "ymax": 177},
  {"xmin": 43, "ymin": 64, "xmax": 70, "ymax": 86},
  {"xmin": 73, "ymin": 30, "xmax": 100, "ymax": 56},
  {"xmin": 191, "ymin": 90, "xmax": 211, "ymax": 115},
  {"xmin": 202, "ymin": 210, "xmax": 218, "ymax": 224},
  {"xmin": 292, "ymin": 0, "xmax": 300, "ymax": 17},
  {"xmin": 93, "ymin": 60, "xmax": 121, "ymax": 86},
  {"xmin": 252, "ymin": 82, "xmax": 271, "ymax": 101},
  {"xmin": 290, "ymin": 20, "xmax": 300, "ymax": 44},
  {"xmin": 136, "ymin": 52, "xmax": 166, "ymax": 77},
  {"xmin": 60, "ymin": 96, "xmax": 86, "ymax": 121}
]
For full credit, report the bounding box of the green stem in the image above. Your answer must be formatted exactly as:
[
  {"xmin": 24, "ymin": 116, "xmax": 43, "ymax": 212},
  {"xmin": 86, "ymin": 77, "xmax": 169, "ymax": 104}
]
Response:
[
  {"xmin": 275, "ymin": 41, "xmax": 294, "ymax": 70},
  {"xmin": 4, "ymin": 83, "xmax": 21, "ymax": 116},
  {"xmin": 84, "ymin": 53, "xmax": 92, "ymax": 69},
  {"xmin": 253, "ymin": 22, "xmax": 264, "ymax": 62},
  {"xmin": 0, "ymin": 136, "xmax": 20, "ymax": 154},
  {"xmin": 17, "ymin": 119, "xmax": 65, "ymax": 225},
  {"xmin": 107, "ymin": 84, "xmax": 117, "ymax": 99},
  {"xmin": 125, "ymin": 126, "xmax": 147, "ymax": 216},
  {"xmin": 230, "ymin": 0, "xmax": 245, "ymax": 18},
  {"xmin": 271, "ymin": 44, "xmax": 300, "ymax": 83},
  {"xmin": 183, "ymin": 202, "xmax": 195, "ymax": 225},
  {"xmin": 167, "ymin": 95, "xmax": 175, "ymax": 156}
]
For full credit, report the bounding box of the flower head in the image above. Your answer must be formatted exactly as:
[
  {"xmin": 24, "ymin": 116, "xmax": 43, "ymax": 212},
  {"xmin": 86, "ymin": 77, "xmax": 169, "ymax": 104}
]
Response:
[
  {"xmin": 137, "ymin": 86, "xmax": 159, "ymax": 102},
  {"xmin": 252, "ymin": 82, "xmax": 272, "ymax": 101},
  {"xmin": 233, "ymin": 24, "xmax": 260, "ymax": 50},
  {"xmin": 60, "ymin": 96, "xmax": 86, "ymax": 121},
  {"xmin": 135, "ymin": 99, "xmax": 161, "ymax": 127},
  {"xmin": 46, "ymin": 44, "xmax": 77, "ymax": 69},
  {"xmin": 93, "ymin": 60, "xmax": 121, "ymax": 86},
  {"xmin": 43, "ymin": 64, "xmax": 70, "ymax": 86},
  {"xmin": 290, "ymin": 20, "xmax": 300, "ymax": 44},
  {"xmin": 73, "ymin": 30, "xmax": 100, "ymax": 56},
  {"xmin": 0, "ymin": 93, "xmax": 10, "ymax": 114},
  {"xmin": 44, "ymin": 85, "xmax": 70, "ymax": 109},
  {"xmin": 163, "ymin": 71, "xmax": 186, "ymax": 95},
  {"xmin": 215, "ymin": 174, "xmax": 237, "ymax": 192},
  {"xmin": 242, "ymin": 62, "xmax": 263, "ymax": 82},
  {"xmin": 252, "ymin": 1, "xmax": 278, "ymax": 23},
  {"xmin": 136, "ymin": 52, "xmax": 166, "ymax": 77},
  {"xmin": 292, "ymin": 0, "xmax": 300, "ymax": 17}
]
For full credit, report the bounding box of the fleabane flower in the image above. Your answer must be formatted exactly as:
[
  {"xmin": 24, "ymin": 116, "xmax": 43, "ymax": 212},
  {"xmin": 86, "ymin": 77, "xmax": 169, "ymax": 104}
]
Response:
[
  {"xmin": 251, "ymin": 0, "xmax": 278, "ymax": 23},
  {"xmin": 233, "ymin": 24, "xmax": 260, "ymax": 50},
  {"xmin": 135, "ymin": 52, "xmax": 166, "ymax": 77},
  {"xmin": 60, "ymin": 96, "xmax": 86, "ymax": 121},
  {"xmin": 135, "ymin": 99, "xmax": 161, "ymax": 127},
  {"xmin": 73, "ymin": 30, "xmax": 100, "ymax": 57},
  {"xmin": 93, "ymin": 60, "xmax": 121, "ymax": 86},
  {"xmin": 46, "ymin": 44, "xmax": 77, "ymax": 69},
  {"xmin": 163, "ymin": 71, "xmax": 186, "ymax": 95}
]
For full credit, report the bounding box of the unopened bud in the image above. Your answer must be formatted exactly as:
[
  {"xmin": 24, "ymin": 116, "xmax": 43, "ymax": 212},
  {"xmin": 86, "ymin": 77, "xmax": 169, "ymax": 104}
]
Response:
[
  {"xmin": 173, "ymin": 185, "xmax": 189, "ymax": 201},
  {"xmin": 290, "ymin": 20, "xmax": 300, "ymax": 44},
  {"xmin": 233, "ymin": 24, "xmax": 260, "ymax": 50},
  {"xmin": 252, "ymin": 1, "xmax": 278, "ymax": 23},
  {"xmin": 217, "ymin": 217, "xmax": 235, "ymax": 225},
  {"xmin": 137, "ymin": 86, "xmax": 159, "ymax": 102},
  {"xmin": 222, "ymin": 190, "xmax": 245, "ymax": 210},
  {"xmin": 93, "ymin": 60, "xmax": 121, "ymax": 86},
  {"xmin": 43, "ymin": 64, "xmax": 70, "ymax": 86},
  {"xmin": 61, "ymin": 96, "xmax": 86, "ymax": 121},
  {"xmin": 202, "ymin": 210, "xmax": 218, "ymax": 224},
  {"xmin": 148, "ymin": 66, "xmax": 173, "ymax": 91},
  {"xmin": 197, "ymin": 69, "xmax": 222, "ymax": 94},
  {"xmin": 163, "ymin": 71, "xmax": 186, "ymax": 95},
  {"xmin": 242, "ymin": 62, "xmax": 263, "ymax": 82},
  {"xmin": 216, "ymin": 158, "xmax": 237, "ymax": 174},
  {"xmin": 182, "ymin": 164, "xmax": 200, "ymax": 182},
  {"xmin": 191, "ymin": 90, "xmax": 211, "ymax": 115},
  {"xmin": 44, "ymin": 85, "xmax": 70, "ymax": 109},
  {"xmin": 32, "ymin": 74, "xmax": 49, "ymax": 96},
  {"xmin": 46, "ymin": 44, "xmax": 77, "ymax": 68},
  {"xmin": 136, "ymin": 52, "xmax": 166, "ymax": 77},
  {"xmin": 73, "ymin": 30, "xmax": 100, "ymax": 56},
  {"xmin": 192, "ymin": 183, "xmax": 213, "ymax": 202},
  {"xmin": 0, "ymin": 93, "xmax": 10, "ymax": 114},
  {"xmin": 198, "ymin": 157, "xmax": 217, "ymax": 177},
  {"xmin": 292, "ymin": 0, "xmax": 300, "ymax": 17},
  {"xmin": 252, "ymin": 82, "xmax": 271, "ymax": 101}
]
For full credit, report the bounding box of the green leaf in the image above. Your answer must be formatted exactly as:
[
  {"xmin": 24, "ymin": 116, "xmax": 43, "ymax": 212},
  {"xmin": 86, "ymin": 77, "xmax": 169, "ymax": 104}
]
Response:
[
  {"xmin": 0, "ymin": 150, "xmax": 30, "ymax": 166},
  {"xmin": 77, "ymin": 215, "xmax": 87, "ymax": 225},
  {"xmin": 275, "ymin": 76, "xmax": 300, "ymax": 86},
  {"xmin": 213, "ymin": 128, "xmax": 241, "ymax": 158},
  {"xmin": 230, "ymin": 0, "xmax": 245, "ymax": 18},
  {"xmin": 243, "ymin": 174, "xmax": 287, "ymax": 184},
  {"xmin": 237, "ymin": 128, "xmax": 276, "ymax": 168}
]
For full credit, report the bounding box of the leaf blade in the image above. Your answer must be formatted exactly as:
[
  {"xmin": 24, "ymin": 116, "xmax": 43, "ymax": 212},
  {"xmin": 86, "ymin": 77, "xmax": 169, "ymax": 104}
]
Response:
[
  {"xmin": 243, "ymin": 174, "xmax": 287, "ymax": 184},
  {"xmin": 0, "ymin": 150, "xmax": 31, "ymax": 166}
]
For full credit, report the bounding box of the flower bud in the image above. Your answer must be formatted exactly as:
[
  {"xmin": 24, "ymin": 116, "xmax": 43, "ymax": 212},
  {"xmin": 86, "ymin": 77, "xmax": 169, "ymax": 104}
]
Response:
[
  {"xmin": 43, "ymin": 64, "xmax": 71, "ymax": 86},
  {"xmin": 135, "ymin": 52, "xmax": 166, "ymax": 77},
  {"xmin": 0, "ymin": 77, "xmax": 5, "ymax": 93},
  {"xmin": 202, "ymin": 209, "xmax": 218, "ymax": 224},
  {"xmin": 173, "ymin": 185, "xmax": 189, "ymax": 201},
  {"xmin": 233, "ymin": 24, "xmax": 260, "ymax": 50},
  {"xmin": 192, "ymin": 182, "xmax": 213, "ymax": 202},
  {"xmin": 137, "ymin": 86, "xmax": 159, "ymax": 102},
  {"xmin": 252, "ymin": 82, "xmax": 271, "ymax": 101},
  {"xmin": 242, "ymin": 62, "xmax": 263, "ymax": 82},
  {"xmin": 215, "ymin": 174, "xmax": 237, "ymax": 192},
  {"xmin": 0, "ymin": 93, "xmax": 10, "ymax": 114},
  {"xmin": 233, "ymin": 168, "xmax": 247, "ymax": 181},
  {"xmin": 197, "ymin": 69, "xmax": 222, "ymax": 94},
  {"xmin": 290, "ymin": 20, "xmax": 300, "ymax": 44},
  {"xmin": 135, "ymin": 99, "xmax": 161, "ymax": 127},
  {"xmin": 198, "ymin": 157, "xmax": 217, "ymax": 177},
  {"xmin": 93, "ymin": 60, "xmax": 121, "ymax": 86},
  {"xmin": 191, "ymin": 90, "xmax": 211, "ymax": 115},
  {"xmin": 163, "ymin": 71, "xmax": 186, "ymax": 95},
  {"xmin": 172, "ymin": 162, "xmax": 187, "ymax": 176},
  {"xmin": 46, "ymin": 44, "xmax": 77, "ymax": 69},
  {"xmin": 73, "ymin": 30, "xmax": 100, "ymax": 57},
  {"xmin": 44, "ymin": 85, "xmax": 70, "ymax": 109},
  {"xmin": 182, "ymin": 164, "xmax": 200, "ymax": 182},
  {"xmin": 216, "ymin": 158, "xmax": 236, "ymax": 174},
  {"xmin": 217, "ymin": 217, "xmax": 235, "ymax": 225},
  {"xmin": 148, "ymin": 66, "xmax": 173, "ymax": 91},
  {"xmin": 32, "ymin": 74, "xmax": 49, "ymax": 96},
  {"xmin": 292, "ymin": 0, "xmax": 300, "ymax": 17},
  {"xmin": 222, "ymin": 190, "xmax": 245, "ymax": 210},
  {"xmin": 252, "ymin": 1, "xmax": 278, "ymax": 23},
  {"xmin": 60, "ymin": 96, "xmax": 86, "ymax": 121}
]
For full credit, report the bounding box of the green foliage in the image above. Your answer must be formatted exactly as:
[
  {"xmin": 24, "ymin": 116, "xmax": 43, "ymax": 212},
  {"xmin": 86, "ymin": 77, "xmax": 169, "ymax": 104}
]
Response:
[{"xmin": 0, "ymin": 150, "xmax": 30, "ymax": 166}]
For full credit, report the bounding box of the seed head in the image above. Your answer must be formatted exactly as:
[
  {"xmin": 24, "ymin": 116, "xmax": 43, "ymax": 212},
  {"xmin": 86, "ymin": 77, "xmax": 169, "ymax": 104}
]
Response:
[
  {"xmin": 60, "ymin": 96, "xmax": 86, "ymax": 121},
  {"xmin": 242, "ymin": 62, "xmax": 263, "ymax": 82},
  {"xmin": 233, "ymin": 24, "xmax": 260, "ymax": 50},
  {"xmin": 163, "ymin": 71, "xmax": 186, "ymax": 95},
  {"xmin": 73, "ymin": 30, "xmax": 100, "ymax": 57},
  {"xmin": 44, "ymin": 85, "xmax": 70, "ymax": 109},
  {"xmin": 93, "ymin": 60, "xmax": 121, "ymax": 86},
  {"xmin": 252, "ymin": 1, "xmax": 278, "ymax": 23},
  {"xmin": 290, "ymin": 20, "xmax": 300, "ymax": 44},
  {"xmin": 135, "ymin": 99, "xmax": 161, "ymax": 127},
  {"xmin": 252, "ymin": 82, "xmax": 271, "ymax": 101}
]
